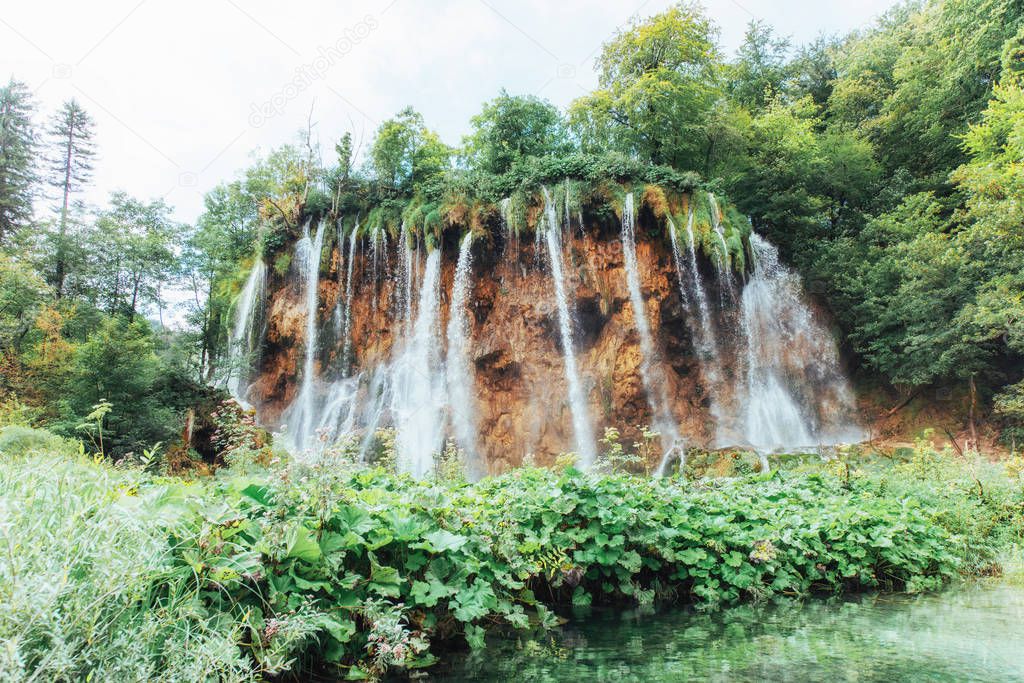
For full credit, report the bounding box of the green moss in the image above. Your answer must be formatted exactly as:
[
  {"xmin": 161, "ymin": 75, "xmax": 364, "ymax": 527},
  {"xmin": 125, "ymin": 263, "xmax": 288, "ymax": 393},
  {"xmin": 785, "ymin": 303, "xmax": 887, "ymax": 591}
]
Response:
[{"xmin": 273, "ymin": 251, "xmax": 291, "ymax": 276}]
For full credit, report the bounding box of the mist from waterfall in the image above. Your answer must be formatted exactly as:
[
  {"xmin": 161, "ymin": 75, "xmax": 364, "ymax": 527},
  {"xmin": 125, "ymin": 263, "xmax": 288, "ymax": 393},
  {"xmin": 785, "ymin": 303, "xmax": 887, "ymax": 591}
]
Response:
[
  {"xmin": 738, "ymin": 233, "xmax": 863, "ymax": 451},
  {"xmin": 446, "ymin": 232, "xmax": 479, "ymax": 474},
  {"xmin": 620, "ymin": 193, "xmax": 684, "ymax": 475},
  {"xmin": 287, "ymin": 220, "xmax": 325, "ymax": 451},
  {"xmin": 391, "ymin": 248, "xmax": 447, "ymax": 477},
  {"xmin": 225, "ymin": 256, "xmax": 267, "ymax": 406},
  {"xmin": 541, "ymin": 187, "xmax": 597, "ymax": 467}
]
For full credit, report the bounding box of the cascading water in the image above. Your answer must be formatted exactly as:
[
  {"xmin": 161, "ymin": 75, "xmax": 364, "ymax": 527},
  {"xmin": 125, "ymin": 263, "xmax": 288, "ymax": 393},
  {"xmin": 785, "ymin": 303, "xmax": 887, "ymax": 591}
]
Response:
[
  {"xmin": 225, "ymin": 256, "xmax": 267, "ymax": 406},
  {"xmin": 708, "ymin": 193, "xmax": 738, "ymax": 302},
  {"xmin": 541, "ymin": 187, "xmax": 597, "ymax": 467},
  {"xmin": 669, "ymin": 209, "xmax": 725, "ymax": 404},
  {"xmin": 738, "ymin": 233, "xmax": 863, "ymax": 451},
  {"xmin": 340, "ymin": 226, "xmax": 359, "ymax": 374},
  {"xmin": 253, "ymin": 186, "xmax": 865, "ymax": 477},
  {"xmin": 398, "ymin": 226, "xmax": 415, "ymax": 333},
  {"xmin": 391, "ymin": 249, "xmax": 448, "ymax": 477},
  {"xmin": 287, "ymin": 220, "xmax": 326, "ymax": 451},
  {"xmin": 620, "ymin": 194, "xmax": 684, "ymax": 476},
  {"xmin": 498, "ymin": 197, "xmax": 518, "ymax": 261},
  {"xmin": 445, "ymin": 232, "xmax": 479, "ymax": 475},
  {"xmin": 332, "ymin": 222, "xmax": 345, "ymax": 339},
  {"xmin": 315, "ymin": 374, "xmax": 360, "ymax": 443}
]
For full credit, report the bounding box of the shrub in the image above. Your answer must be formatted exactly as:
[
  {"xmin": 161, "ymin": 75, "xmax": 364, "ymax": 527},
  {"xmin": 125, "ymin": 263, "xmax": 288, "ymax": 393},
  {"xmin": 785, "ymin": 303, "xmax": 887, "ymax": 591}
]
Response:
[
  {"xmin": 0, "ymin": 425, "xmax": 70, "ymax": 456},
  {"xmin": 55, "ymin": 317, "xmax": 177, "ymax": 456},
  {"xmin": 2, "ymin": 446, "xmax": 1018, "ymax": 680}
]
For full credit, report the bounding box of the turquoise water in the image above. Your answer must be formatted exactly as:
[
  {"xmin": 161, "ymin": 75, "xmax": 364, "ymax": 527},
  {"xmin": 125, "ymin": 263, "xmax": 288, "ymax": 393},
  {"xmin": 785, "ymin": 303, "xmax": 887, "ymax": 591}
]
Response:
[{"xmin": 430, "ymin": 582, "xmax": 1024, "ymax": 682}]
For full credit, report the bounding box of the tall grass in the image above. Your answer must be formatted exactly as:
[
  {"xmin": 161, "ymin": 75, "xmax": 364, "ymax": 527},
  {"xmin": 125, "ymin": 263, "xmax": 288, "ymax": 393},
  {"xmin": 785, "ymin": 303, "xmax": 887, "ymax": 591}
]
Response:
[{"xmin": 0, "ymin": 441, "xmax": 253, "ymax": 682}]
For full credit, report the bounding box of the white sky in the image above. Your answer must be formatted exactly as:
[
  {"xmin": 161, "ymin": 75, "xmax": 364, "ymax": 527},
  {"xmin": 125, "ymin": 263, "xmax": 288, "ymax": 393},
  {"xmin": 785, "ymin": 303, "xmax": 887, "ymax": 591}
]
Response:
[{"xmin": 3, "ymin": 0, "xmax": 898, "ymax": 225}]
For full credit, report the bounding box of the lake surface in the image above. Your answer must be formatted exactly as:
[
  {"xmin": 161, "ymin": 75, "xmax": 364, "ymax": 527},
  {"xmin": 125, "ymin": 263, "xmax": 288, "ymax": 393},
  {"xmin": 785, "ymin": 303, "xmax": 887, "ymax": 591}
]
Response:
[{"xmin": 429, "ymin": 582, "xmax": 1024, "ymax": 682}]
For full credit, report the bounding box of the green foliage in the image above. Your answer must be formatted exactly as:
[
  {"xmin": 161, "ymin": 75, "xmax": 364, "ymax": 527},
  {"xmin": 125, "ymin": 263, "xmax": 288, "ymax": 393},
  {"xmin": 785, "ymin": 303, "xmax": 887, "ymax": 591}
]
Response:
[
  {"xmin": 569, "ymin": 2, "xmax": 721, "ymax": 169},
  {"xmin": 995, "ymin": 380, "xmax": 1024, "ymax": 447},
  {"xmin": 0, "ymin": 424, "xmax": 70, "ymax": 456},
  {"xmin": 56, "ymin": 317, "xmax": 176, "ymax": 456},
  {"xmin": 0, "ymin": 78, "xmax": 38, "ymax": 245},
  {"xmin": 0, "ymin": 449, "xmax": 255, "ymax": 681},
  {"xmin": 91, "ymin": 192, "xmax": 178, "ymax": 318},
  {"xmin": 462, "ymin": 90, "xmax": 571, "ymax": 175},
  {"xmin": 370, "ymin": 107, "xmax": 451, "ymax": 193},
  {"xmin": 1, "ymin": 444, "xmax": 1018, "ymax": 680},
  {"xmin": 0, "ymin": 254, "xmax": 49, "ymax": 353},
  {"xmin": 727, "ymin": 20, "xmax": 790, "ymax": 110}
]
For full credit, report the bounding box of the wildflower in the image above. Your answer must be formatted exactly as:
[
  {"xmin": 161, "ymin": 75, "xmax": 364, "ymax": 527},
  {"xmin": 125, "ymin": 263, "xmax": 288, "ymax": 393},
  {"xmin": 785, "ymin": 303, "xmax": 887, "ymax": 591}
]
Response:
[{"xmin": 749, "ymin": 539, "xmax": 777, "ymax": 564}]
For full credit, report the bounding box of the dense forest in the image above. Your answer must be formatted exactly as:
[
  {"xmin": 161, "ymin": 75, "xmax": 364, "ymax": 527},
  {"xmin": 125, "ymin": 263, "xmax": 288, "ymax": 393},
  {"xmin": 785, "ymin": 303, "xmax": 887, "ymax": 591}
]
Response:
[
  {"xmin": 3, "ymin": 1, "xmax": 1024, "ymax": 680},
  {"xmin": 2, "ymin": 0, "xmax": 1023, "ymax": 456}
]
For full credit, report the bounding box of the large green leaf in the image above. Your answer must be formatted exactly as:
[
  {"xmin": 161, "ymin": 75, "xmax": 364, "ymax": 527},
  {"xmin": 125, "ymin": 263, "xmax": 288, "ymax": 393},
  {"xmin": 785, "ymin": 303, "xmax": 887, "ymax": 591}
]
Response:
[{"xmin": 286, "ymin": 525, "xmax": 322, "ymax": 563}]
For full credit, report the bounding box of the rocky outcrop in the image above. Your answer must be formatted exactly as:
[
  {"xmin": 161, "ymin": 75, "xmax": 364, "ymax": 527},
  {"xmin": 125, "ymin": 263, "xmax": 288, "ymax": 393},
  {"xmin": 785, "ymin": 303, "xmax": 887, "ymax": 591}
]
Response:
[
  {"xmin": 251, "ymin": 210, "xmax": 724, "ymax": 473},
  {"xmin": 250, "ymin": 210, "xmax": 723, "ymax": 473}
]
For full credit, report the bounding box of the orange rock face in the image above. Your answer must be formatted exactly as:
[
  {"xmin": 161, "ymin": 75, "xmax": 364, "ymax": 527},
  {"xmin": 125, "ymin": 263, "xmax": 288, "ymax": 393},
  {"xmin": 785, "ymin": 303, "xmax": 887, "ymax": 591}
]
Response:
[{"xmin": 251, "ymin": 213, "xmax": 723, "ymax": 473}]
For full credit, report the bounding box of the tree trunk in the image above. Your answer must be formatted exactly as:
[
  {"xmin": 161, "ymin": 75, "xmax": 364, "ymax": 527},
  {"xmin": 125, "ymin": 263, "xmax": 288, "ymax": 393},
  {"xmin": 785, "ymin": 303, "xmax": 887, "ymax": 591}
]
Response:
[
  {"xmin": 968, "ymin": 374, "xmax": 979, "ymax": 452},
  {"xmin": 129, "ymin": 274, "xmax": 141, "ymax": 320},
  {"xmin": 55, "ymin": 116, "xmax": 74, "ymax": 299}
]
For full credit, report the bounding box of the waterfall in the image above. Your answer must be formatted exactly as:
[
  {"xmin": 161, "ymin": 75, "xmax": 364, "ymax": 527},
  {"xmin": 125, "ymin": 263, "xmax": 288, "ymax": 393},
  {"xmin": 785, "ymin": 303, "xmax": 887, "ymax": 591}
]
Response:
[
  {"xmin": 332, "ymin": 222, "xmax": 345, "ymax": 339},
  {"xmin": 708, "ymin": 193, "xmax": 738, "ymax": 302},
  {"xmin": 668, "ymin": 209, "xmax": 726, "ymax": 431},
  {"xmin": 498, "ymin": 197, "xmax": 517, "ymax": 261},
  {"xmin": 540, "ymin": 187, "xmax": 597, "ymax": 467},
  {"xmin": 315, "ymin": 374, "xmax": 360, "ymax": 444},
  {"xmin": 707, "ymin": 193, "xmax": 730, "ymax": 271},
  {"xmin": 738, "ymin": 233, "xmax": 863, "ymax": 452},
  {"xmin": 398, "ymin": 225, "xmax": 415, "ymax": 332},
  {"xmin": 391, "ymin": 248, "xmax": 447, "ymax": 477},
  {"xmin": 225, "ymin": 256, "xmax": 266, "ymax": 406},
  {"xmin": 620, "ymin": 194, "xmax": 684, "ymax": 476},
  {"xmin": 287, "ymin": 220, "xmax": 326, "ymax": 450},
  {"xmin": 445, "ymin": 232, "xmax": 479, "ymax": 474},
  {"xmin": 340, "ymin": 226, "xmax": 359, "ymax": 374}
]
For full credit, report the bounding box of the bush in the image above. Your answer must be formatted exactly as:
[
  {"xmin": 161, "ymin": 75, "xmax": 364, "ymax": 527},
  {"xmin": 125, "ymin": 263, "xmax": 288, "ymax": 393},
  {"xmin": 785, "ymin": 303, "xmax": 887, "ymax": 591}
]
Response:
[
  {"xmin": 2, "ymin": 446, "xmax": 1018, "ymax": 680},
  {"xmin": 55, "ymin": 317, "xmax": 177, "ymax": 456},
  {"xmin": 0, "ymin": 425, "xmax": 71, "ymax": 456}
]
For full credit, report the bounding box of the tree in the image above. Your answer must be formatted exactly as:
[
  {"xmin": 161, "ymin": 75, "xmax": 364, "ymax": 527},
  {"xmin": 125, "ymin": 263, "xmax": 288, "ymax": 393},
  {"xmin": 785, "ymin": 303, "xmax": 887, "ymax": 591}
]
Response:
[
  {"xmin": 0, "ymin": 79, "xmax": 38, "ymax": 245},
  {"xmin": 786, "ymin": 35, "xmax": 839, "ymax": 110},
  {"xmin": 815, "ymin": 27, "xmax": 1024, "ymax": 396},
  {"xmin": 728, "ymin": 20, "xmax": 790, "ymax": 110},
  {"xmin": 568, "ymin": 1, "xmax": 722, "ymax": 169},
  {"xmin": 335, "ymin": 131, "xmax": 354, "ymax": 183},
  {"xmin": 814, "ymin": 129, "xmax": 881, "ymax": 233},
  {"xmin": 0, "ymin": 254, "xmax": 48, "ymax": 353},
  {"xmin": 829, "ymin": 0, "xmax": 1024, "ymax": 186},
  {"xmin": 89, "ymin": 192, "xmax": 176, "ymax": 320},
  {"xmin": 58, "ymin": 316, "xmax": 175, "ymax": 455},
  {"xmin": 462, "ymin": 91, "xmax": 571, "ymax": 174},
  {"xmin": 725, "ymin": 97, "xmax": 825, "ymax": 260},
  {"xmin": 370, "ymin": 107, "xmax": 450, "ymax": 192},
  {"xmin": 45, "ymin": 99, "xmax": 96, "ymax": 298}
]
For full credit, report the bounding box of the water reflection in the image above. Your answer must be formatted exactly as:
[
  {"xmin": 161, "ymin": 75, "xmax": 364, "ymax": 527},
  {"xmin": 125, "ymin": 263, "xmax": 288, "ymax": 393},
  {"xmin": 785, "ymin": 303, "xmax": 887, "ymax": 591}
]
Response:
[{"xmin": 431, "ymin": 582, "xmax": 1024, "ymax": 682}]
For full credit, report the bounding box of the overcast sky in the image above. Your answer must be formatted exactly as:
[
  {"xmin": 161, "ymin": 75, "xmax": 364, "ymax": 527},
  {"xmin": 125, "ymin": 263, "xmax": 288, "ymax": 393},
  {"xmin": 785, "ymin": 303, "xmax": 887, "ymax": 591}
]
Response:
[{"xmin": 4, "ymin": 0, "xmax": 898, "ymax": 225}]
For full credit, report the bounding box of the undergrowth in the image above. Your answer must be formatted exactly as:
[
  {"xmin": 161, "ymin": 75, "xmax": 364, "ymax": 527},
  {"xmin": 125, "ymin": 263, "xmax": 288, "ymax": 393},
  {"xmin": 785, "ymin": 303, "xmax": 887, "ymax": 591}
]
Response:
[{"xmin": 0, "ymin": 429, "xmax": 1020, "ymax": 680}]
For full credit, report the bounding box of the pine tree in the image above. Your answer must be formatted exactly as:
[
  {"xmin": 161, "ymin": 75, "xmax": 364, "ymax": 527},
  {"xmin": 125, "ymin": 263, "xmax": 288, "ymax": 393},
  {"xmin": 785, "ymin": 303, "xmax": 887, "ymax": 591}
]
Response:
[
  {"xmin": 46, "ymin": 99, "xmax": 95, "ymax": 298},
  {"xmin": 0, "ymin": 78, "xmax": 38, "ymax": 245}
]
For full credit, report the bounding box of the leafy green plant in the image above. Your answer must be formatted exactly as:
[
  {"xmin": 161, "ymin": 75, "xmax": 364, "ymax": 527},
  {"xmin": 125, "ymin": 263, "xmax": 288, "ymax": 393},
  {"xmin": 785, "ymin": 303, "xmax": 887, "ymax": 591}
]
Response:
[
  {"xmin": 3, "ymin": 435, "xmax": 1020, "ymax": 680},
  {"xmin": 74, "ymin": 398, "xmax": 112, "ymax": 456}
]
